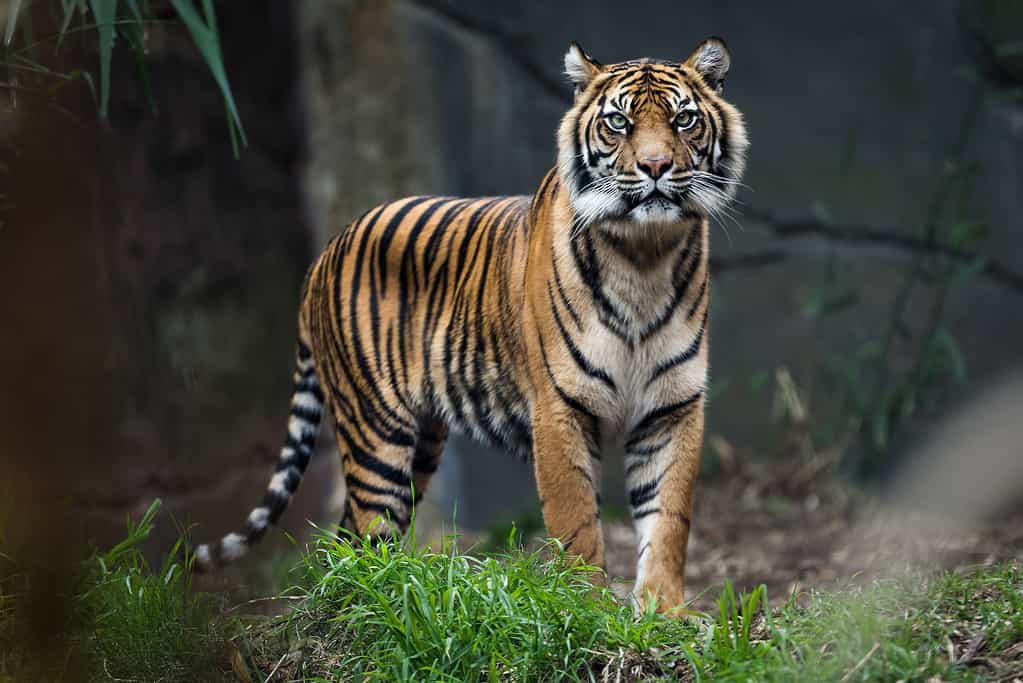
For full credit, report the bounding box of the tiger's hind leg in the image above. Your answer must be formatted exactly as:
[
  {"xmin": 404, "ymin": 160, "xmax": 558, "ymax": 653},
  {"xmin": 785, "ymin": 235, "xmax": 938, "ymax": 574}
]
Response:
[
  {"xmin": 411, "ymin": 417, "xmax": 449, "ymax": 499},
  {"xmin": 334, "ymin": 415, "xmax": 448, "ymax": 542}
]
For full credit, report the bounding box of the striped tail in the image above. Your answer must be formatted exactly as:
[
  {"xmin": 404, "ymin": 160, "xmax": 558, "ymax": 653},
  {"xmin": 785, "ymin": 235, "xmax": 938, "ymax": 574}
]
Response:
[{"xmin": 194, "ymin": 339, "xmax": 324, "ymax": 571}]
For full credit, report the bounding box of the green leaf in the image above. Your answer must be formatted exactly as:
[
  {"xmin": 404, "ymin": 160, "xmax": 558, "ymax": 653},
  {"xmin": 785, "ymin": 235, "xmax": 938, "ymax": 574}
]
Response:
[
  {"xmin": 810, "ymin": 200, "xmax": 835, "ymax": 225},
  {"xmin": 748, "ymin": 369, "xmax": 770, "ymax": 393},
  {"xmin": 58, "ymin": 0, "xmax": 88, "ymax": 49},
  {"xmin": 948, "ymin": 219, "xmax": 990, "ymax": 249},
  {"xmin": 88, "ymin": 0, "xmax": 117, "ymax": 118},
  {"xmin": 117, "ymin": 0, "xmax": 156, "ymax": 112},
  {"xmin": 800, "ymin": 283, "xmax": 859, "ymax": 319},
  {"xmin": 994, "ymin": 40, "xmax": 1023, "ymax": 58},
  {"xmin": 706, "ymin": 376, "xmax": 731, "ymax": 401},
  {"xmin": 949, "ymin": 256, "xmax": 987, "ymax": 289},
  {"xmin": 855, "ymin": 339, "xmax": 882, "ymax": 360},
  {"xmin": 927, "ymin": 328, "xmax": 968, "ymax": 383},
  {"xmin": 870, "ymin": 409, "xmax": 890, "ymax": 451},
  {"xmin": 167, "ymin": 0, "xmax": 247, "ymax": 154}
]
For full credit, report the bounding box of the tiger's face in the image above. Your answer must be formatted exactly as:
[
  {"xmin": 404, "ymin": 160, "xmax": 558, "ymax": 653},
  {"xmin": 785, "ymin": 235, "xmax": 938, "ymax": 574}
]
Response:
[{"xmin": 557, "ymin": 38, "xmax": 748, "ymax": 233}]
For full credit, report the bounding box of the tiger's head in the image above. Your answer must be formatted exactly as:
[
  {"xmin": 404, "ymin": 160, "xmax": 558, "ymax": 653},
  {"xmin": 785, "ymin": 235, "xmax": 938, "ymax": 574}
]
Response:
[{"xmin": 557, "ymin": 38, "xmax": 748, "ymax": 234}]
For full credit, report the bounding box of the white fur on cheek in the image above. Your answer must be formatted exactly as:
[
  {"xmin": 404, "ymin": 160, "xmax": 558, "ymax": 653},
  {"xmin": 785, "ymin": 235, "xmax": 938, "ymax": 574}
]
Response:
[{"xmin": 571, "ymin": 189, "xmax": 626, "ymax": 226}]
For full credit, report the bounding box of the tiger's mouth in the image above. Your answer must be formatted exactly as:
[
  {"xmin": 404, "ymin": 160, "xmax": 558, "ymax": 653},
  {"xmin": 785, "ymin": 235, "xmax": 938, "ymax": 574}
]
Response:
[{"xmin": 627, "ymin": 189, "xmax": 680, "ymax": 213}]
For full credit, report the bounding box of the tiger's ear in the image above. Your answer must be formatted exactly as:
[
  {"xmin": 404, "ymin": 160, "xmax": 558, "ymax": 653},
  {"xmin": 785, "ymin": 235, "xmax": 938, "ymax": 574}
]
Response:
[
  {"xmin": 564, "ymin": 42, "xmax": 602, "ymax": 95},
  {"xmin": 685, "ymin": 37, "xmax": 730, "ymax": 93}
]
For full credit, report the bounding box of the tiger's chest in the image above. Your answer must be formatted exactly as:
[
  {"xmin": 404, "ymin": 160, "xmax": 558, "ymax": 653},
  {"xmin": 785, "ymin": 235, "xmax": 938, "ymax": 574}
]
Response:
[
  {"xmin": 572, "ymin": 312, "xmax": 708, "ymax": 441},
  {"xmin": 560, "ymin": 230, "xmax": 709, "ymax": 437}
]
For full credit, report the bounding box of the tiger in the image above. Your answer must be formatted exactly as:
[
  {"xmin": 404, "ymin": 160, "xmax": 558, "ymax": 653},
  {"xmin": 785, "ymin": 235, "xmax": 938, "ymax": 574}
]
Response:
[{"xmin": 195, "ymin": 37, "xmax": 748, "ymax": 613}]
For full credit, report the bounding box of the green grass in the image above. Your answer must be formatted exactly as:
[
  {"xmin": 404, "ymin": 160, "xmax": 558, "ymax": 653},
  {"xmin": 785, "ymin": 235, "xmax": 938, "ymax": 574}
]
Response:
[
  {"xmin": 687, "ymin": 563, "xmax": 1023, "ymax": 682},
  {"xmin": 239, "ymin": 528, "xmax": 1023, "ymax": 682},
  {"xmin": 3, "ymin": 504, "xmax": 1021, "ymax": 681},
  {"xmin": 237, "ymin": 528, "xmax": 696, "ymax": 682},
  {"xmin": 0, "ymin": 500, "xmax": 229, "ymax": 682},
  {"xmin": 78, "ymin": 502, "xmax": 228, "ymax": 681}
]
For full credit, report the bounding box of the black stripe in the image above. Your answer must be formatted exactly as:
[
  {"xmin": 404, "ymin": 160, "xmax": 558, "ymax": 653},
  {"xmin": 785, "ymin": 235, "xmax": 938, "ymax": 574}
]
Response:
[
  {"xmin": 571, "ymin": 229, "xmax": 633, "ymax": 344},
  {"xmin": 645, "ymin": 307, "xmax": 709, "ymax": 389},
  {"xmin": 547, "ymin": 283, "xmax": 617, "ymax": 392},
  {"xmin": 629, "ymin": 474, "xmax": 663, "ymax": 509},
  {"xmin": 538, "ymin": 334, "xmax": 598, "ymax": 425},
  {"xmin": 625, "ymin": 437, "xmax": 671, "ymax": 458},
  {"xmin": 551, "ymin": 259, "xmax": 582, "ymax": 329},
  {"xmin": 290, "ymin": 403, "xmax": 322, "ymax": 422},
  {"xmin": 687, "ymin": 272, "xmax": 709, "ymax": 321},
  {"xmin": 377, "ymin": 196, "xmax": 437, "ymax": 297},
  {"xmin": 638, "ymin": 223, "xmax": 703, "ymax": 343},
  {"xmin": 627, "ymin": 392, "xmax": 702, "ymax": 448},
  {"xmin": 260, "ymin": 489, "xmax": 290, "ymax": 524},
  {"xmin": 346, "ymin": 473, "xmax": 414, "ymax": 506},
  {"xmin": 269, "ymin": 465, "xmax": 303, "ymax": 493},
  {"xmin": 349, "ymin": 492, "xmax": 409, "ymax": 527},
  {"xmin": 347, "ymin": 439, "xmax": 412, "ymax": 489}
]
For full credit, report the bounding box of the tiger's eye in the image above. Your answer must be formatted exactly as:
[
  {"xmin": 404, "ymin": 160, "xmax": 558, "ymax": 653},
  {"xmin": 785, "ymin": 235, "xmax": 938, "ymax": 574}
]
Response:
[
  {"xmin": 674, "ymin": 111, "xmax": 697, "ymax": 130},
  {"xmin": 605, "ymin": 112, "xmax": 629, "ymax": 132}
]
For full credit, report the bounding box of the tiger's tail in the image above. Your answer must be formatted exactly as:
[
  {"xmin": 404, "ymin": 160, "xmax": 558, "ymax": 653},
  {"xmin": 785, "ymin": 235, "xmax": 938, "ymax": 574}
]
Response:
[{"xmin": 194, "ymin": 337, "xmax": 324, "ymax": 571}]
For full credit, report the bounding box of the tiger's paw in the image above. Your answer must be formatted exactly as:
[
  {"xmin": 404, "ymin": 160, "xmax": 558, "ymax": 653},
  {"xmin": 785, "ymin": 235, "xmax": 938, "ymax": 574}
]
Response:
[{"xmin": 634, "ymin": 584, "xmax": 701, "ymax": 619}]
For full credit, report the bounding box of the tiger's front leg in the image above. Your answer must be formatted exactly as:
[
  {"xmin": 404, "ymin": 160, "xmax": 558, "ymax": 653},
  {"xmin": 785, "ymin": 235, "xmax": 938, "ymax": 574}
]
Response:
[
  {"xmin": 531, "ymin": 397, "xmax": 605, "ymax": 576},
  {"xmin": 625, "ymin": 396, "xmax": 704, "ymax": 614}
]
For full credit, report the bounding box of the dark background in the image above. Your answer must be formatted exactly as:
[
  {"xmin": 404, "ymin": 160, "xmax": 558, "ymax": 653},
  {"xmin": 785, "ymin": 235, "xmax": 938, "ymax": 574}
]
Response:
[{"xmin": 2, "ymin": 0, "xmax": 1021, "ymax": 566}]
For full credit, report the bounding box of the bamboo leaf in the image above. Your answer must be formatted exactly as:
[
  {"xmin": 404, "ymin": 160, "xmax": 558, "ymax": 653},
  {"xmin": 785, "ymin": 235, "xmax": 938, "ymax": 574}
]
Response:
[
  {"xmin": 118, "ymin": 0, "xmax": 155, "ymax": 112},
  {"xmin": 58, "ymin": 0, "xmax": 88, "ymax": 49},
  {"xmin": 4, "ymin": 0, "xmax": 22, "ymax": 48},
  {"xmin": 167, "ymin": 0, "xmax": 247, "ymax": 154},
  {"xmin": 88, "ymin": 0, "xmax": 117, "ymax": 117}
]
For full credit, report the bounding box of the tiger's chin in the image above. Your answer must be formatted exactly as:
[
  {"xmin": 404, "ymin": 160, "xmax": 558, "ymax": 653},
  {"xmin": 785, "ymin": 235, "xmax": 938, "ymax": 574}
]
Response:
[
  {"xmin": 628, "ymin": 195, "xmax": 688, "ymax": 223},
  {"xmin": 569, "ymin": 189, "xmax": 707, "ymax": 241},
  {"xmin": 596, "ymin": 211, "xmax": 704, "ymax": 249}
]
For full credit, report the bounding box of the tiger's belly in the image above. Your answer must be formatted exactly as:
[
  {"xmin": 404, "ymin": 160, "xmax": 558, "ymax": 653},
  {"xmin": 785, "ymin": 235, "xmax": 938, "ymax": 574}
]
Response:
[{"xmin": 423, "ymin": 333, "xmax": 535, "ymax": 459}]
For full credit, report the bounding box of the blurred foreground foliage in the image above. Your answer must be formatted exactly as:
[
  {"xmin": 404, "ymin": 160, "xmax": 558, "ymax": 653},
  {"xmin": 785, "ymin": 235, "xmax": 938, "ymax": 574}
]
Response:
[{"xmin": 0, "ymin": 500, "xmax": 228, "ymax": 682}]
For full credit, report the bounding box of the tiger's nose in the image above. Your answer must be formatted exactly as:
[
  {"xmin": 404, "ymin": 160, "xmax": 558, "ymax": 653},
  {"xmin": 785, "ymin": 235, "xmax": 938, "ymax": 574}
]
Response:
[{"xmin": 637, "ymin": 156, "xmax": 672, "ymax": 180}]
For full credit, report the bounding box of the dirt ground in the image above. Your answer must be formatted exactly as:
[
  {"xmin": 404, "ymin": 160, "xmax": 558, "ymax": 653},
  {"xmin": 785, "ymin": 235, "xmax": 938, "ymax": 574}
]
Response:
[{"xmin": 601, "ymin": 450, "xmax": 1023, "ymax": 612}]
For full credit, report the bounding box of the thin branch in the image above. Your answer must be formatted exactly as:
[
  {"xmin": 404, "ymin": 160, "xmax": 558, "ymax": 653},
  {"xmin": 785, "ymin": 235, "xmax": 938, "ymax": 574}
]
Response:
[
  {"xmin": 710, "ymin": 249, "xmax": 787, "ymax": 274},
  {"xmin": 0, "ymin": 82, "xmax": 85, "ymax": 123},
  {"xmin": 744, "ymin": 207, "xmax": 1023, "ymax": 294}
]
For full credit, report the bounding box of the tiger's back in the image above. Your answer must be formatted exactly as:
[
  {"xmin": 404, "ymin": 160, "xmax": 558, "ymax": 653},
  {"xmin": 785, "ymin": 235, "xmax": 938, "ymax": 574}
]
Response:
[{"xmin": 302, "ymin": 195, "xmax": 536, "ymax": 462}]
